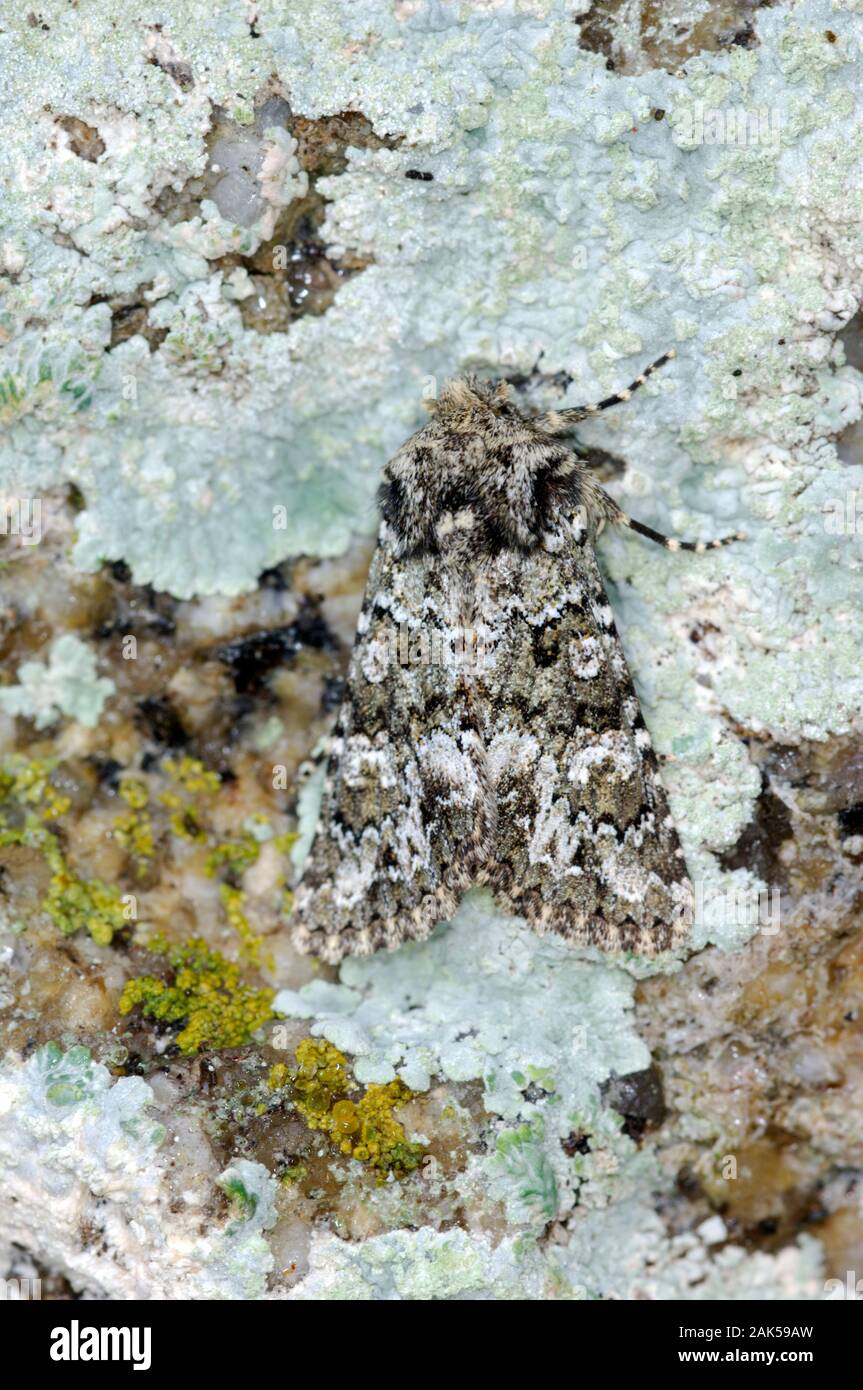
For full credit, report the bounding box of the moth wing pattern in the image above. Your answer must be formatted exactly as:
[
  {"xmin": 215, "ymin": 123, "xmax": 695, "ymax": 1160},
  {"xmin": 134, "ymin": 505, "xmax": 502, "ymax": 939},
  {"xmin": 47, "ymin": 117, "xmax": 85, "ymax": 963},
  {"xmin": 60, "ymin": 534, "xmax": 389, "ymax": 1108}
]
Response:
[
  {"xmin": 292, "ymin": 538, "xmax": 494, "ymax": 963},
  {"xmin": 478, "ymin": 516, "xmax": 692, "ymax": 954},
  {"xmin": 294, "ymin": 512, "xmax": 691, "ymax": 962},
  {"xmin": 292, "ymin": 361, "xmax": 719, "ymax": 963}
]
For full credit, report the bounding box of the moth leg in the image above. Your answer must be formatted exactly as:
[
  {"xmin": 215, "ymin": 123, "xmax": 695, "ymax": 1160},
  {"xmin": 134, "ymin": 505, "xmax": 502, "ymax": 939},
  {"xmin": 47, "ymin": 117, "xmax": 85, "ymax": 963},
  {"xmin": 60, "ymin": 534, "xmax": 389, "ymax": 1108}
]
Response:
[{"xmin": 538, "ymin": 350, "xmax": 676, "ymax": 432}]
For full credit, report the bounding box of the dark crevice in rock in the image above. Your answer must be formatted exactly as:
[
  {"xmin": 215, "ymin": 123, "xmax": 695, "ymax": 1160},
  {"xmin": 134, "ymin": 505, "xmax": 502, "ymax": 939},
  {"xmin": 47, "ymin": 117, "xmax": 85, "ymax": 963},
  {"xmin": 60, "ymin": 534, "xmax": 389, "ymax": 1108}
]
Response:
[
  {"xmin": 838, "ymin": 803, "xmax": 863, "ymax": 839},
  {"xmin": 135, "ymin": 695, "xmax": 189, "ymax": 750},
  {"xmin": 146, "ymin": 25, "xmax": 194, "ymax": 88},
  {"xmin": 85, "ymin": 285, "xmax": 168, "ymax": 352},
  {"xmin": 561, "ymin": 1130, "xmax": 591, "ymax": 1157},
  {"xmin": 224, "ymin": 109, "xmax": 400, "ymax": 333},
  {"xmin": 214, "ymin": 599, "xmax": 338, "ymax": 694},
  {"xmin": 85, "ymin": 96, "xmax": 404, "ymax": 348},
  {"xmin": 108, "ymin": 301, "xmax": 168, "ymax": 352},
  {"xmin": 576, "ymin": 1, "xmax": 622, "ymax": 68},
  {"xmin": 719, "ymin": 775, "xmax": 794, "ymax": 888},
  {"xmin": 54, "ymin": 115, "xmax": 105, "ymax": 162},
  {"xmin": 601, "ymin": 1064, "xmax": 666, "ymax": 1140},
  {"xmin": 576, "ymin": 0, "xmax": 778, "ymax": 77},
  {"xmin": 151, "ymin": 100, "xmax": 400, "ymax": 335}
]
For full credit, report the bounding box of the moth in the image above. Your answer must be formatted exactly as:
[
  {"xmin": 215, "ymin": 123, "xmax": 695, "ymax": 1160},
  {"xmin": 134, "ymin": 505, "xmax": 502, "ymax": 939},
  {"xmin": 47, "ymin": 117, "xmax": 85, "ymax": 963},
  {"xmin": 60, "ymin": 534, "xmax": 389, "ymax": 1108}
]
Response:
[{"xmin": 293, "ymin": 352, "xmax": 742, "ymax": 963}]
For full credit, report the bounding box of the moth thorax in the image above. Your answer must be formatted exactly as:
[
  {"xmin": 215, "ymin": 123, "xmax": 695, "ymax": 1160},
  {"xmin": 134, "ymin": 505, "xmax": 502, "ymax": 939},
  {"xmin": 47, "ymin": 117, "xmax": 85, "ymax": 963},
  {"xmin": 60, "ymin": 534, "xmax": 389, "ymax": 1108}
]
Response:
[{"xmin": 433, "ymin": 505, "xmax": 479, "ymax": 549}]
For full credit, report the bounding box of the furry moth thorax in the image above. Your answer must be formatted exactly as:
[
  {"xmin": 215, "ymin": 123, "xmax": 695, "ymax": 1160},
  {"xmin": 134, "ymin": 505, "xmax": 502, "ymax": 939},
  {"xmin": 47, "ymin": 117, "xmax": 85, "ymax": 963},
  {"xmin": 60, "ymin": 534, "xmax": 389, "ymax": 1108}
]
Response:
[{"xmin": 377, "ymin": 376, "xmax": 608, "ymax": 560}]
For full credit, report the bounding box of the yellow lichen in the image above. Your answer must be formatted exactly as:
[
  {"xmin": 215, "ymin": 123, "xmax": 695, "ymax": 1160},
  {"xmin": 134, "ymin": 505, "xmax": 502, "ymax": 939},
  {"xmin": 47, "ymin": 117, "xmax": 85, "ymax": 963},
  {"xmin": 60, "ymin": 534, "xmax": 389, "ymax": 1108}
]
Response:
[
  {"xmin": 162, "ymin": 756, "xmax": 221, "ymax": 795},
  {"xmin": 165, "ymin": 802, "xmax": 208, "ymax": 842},
  {"xmin": 267, "ymin": 1061, "xmax": 291, "ymax": 1090},
  {"xmin": 158, "ymin": 758, "xmax": 219, "ymax": 842},
  {"xmin": 43, "ymin": 854, "xmax": 128, "ymax": 945},
  {"xmin": 219, "ymin": 882, "xmax": 266, "ymax": 966},
  {"xmin": 204, "ymin": 826, "xmax": 289, "ymax": 966},
  {"xmin": 0, "ymin": 762, "xmax": 127, "ymax": 944},
  {"xmin": 280, "ymin": 1164, "xmax": 309, "ymax": 1185},
  {"xmin": 205, "ymin": 832, "xmax": 261, "ymax": 879},
  {"xmin": 118, "ymin": 936, "xmax": 274, "ymax": 1055},
  {"xmin": 118, "ymin": 777, "xmax": 149, "ymax": 811},
  {"xmin": 272, "ymin": 832, "xmax": 299, "ymax": 918},
  {"xmin": 288, "ymin": 1038, "xmax": 424, "ymax": 1179},
  {"xmin": 272, "ymin": 831, "xmax": 299, "ymax": 856},
  {"xmin": 113, "ymin": 779, "xmax": 154, "ymax": 875},
  {"xmin": 0, "ymin": 755, "xmax": 70, "ymax": 821},
  {"xmin": 113, "ymin": 809, "xmax": 155, "ymax": 873}
]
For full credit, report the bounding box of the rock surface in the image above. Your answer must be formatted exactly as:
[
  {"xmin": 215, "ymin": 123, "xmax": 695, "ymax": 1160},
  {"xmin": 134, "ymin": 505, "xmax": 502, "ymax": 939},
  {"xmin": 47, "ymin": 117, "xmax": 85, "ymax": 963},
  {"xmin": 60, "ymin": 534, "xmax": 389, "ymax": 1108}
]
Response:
[{"xmin": 1, "ymin": 0, "xmax": 862, "ymax": 1299}]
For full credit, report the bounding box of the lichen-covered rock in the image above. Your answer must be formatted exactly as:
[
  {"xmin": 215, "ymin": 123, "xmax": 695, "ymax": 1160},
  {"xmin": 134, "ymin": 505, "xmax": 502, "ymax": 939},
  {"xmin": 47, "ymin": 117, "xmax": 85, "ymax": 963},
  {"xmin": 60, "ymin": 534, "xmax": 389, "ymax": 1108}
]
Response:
[{"xmin": 2, "ymin": 0, "xmax": 863, "ymax": 1300}]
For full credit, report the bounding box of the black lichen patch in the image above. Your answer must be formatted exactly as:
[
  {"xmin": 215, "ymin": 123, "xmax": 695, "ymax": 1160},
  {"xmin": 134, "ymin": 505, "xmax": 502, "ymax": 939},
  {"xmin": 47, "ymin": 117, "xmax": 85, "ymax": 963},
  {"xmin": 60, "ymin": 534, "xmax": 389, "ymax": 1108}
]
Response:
[
  {"xmin": 256, "ymin": 562, "xmax": 292, "ymax": 592},
  {"xmin": 321, "ymin": 675, "xmax": 345, "ymax": 714},
  {"xmin": 135, "ymin": 695, "xmax": 189, "ymax": 750},
  {"xmin": 561, "ymin": 1130, "xmax": 591, "ymax": 1157},
  {"xmin": 838, "ymin": 803, "xmax": 863, "ymax": 838},
  {"xmin": 95, "ymin": 570, "xmax": 177, "ymax": 637},
  {"xmin": 90, "ymin": 756, "xmax": 124, "ymax": 791},
  {"xmin": 602, "ymin": 1065, "xmax": 666, "ymax": 1140},
  {"xmin": 215, "ymin": 600, "xmax": 337, "ymax": 694}
]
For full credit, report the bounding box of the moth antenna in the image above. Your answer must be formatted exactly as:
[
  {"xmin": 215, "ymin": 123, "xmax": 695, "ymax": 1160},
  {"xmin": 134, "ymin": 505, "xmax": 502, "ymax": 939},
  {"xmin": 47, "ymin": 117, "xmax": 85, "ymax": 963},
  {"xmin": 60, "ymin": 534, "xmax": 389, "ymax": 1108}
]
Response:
[
  {"xmin": 620, "ymin": 515, "xmax": 746, "ymax": 553},
  {"xmin": 538, "ymin": 350, "xmax": 676, "ymax": 433}
]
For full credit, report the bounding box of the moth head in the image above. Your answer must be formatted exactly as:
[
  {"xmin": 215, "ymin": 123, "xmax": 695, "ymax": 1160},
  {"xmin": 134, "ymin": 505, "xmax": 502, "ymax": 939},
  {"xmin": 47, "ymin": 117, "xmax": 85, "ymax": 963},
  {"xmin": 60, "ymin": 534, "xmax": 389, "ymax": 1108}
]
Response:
[
  {"xmin": 379, "ymin": 376, "xmax": 589, "ymax": 558},
  {"xmin": 424, "ymin": 376, "xmax": 517, "ymax": 425}
]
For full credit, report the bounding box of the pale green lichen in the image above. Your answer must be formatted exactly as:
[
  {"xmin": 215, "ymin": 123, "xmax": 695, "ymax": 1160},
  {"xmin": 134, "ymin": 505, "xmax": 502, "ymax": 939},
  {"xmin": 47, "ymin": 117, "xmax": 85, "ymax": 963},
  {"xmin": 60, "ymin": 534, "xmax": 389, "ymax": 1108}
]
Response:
[
  {"xmin": 275, "ymin": 892, "xmax": 649, "ymax": 1110},
  {"xmin": 0, "ymin": 634, "xmax": 114, "ymax": 730},
  {"xmin": 0, "ymin": 1044, "xmax": 166, "ymax": 1190},
  {"xmin": 290, "ymin": 1217, "xmax": 823, "ymax": 1302},
  {"xmin": 206, "ymin": 1160, "xmax": 278, "ymax": 1300},
  {"xmin": 276, "ymin": 894, "xmax": 653, "ymax": 1233},
  {"xmin": 0, "ymin": 1043, "xmax": 280, "ymax": 1299}
]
